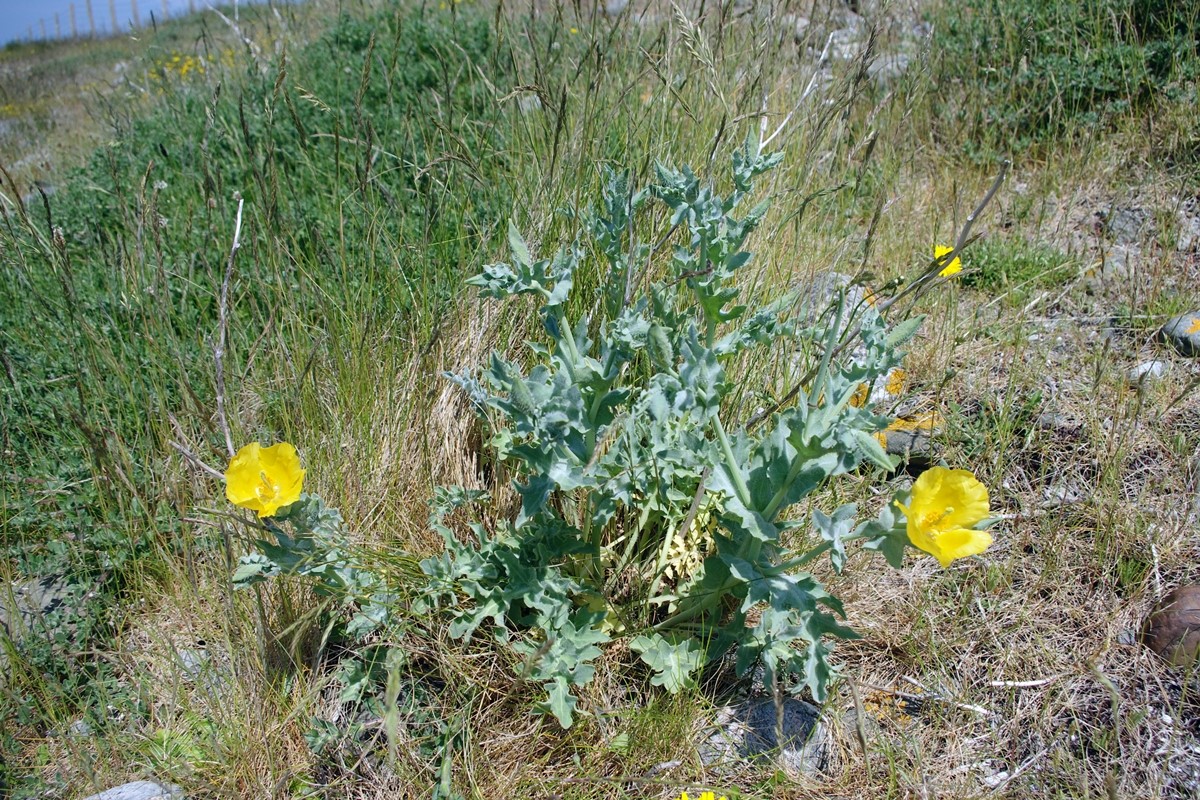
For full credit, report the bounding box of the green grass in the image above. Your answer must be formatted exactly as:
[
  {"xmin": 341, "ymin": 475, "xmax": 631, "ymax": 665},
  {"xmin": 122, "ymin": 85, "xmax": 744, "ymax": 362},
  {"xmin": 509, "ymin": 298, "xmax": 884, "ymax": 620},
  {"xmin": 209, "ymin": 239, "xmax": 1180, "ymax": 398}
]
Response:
[
  {"xmin": 2, "ymin": 0, "xmax": 1200, "ymax": 797},
  {"xmin": 958, "ymin": 237, "xmax": 1076, "ymax": 305},
  {"xmin": 933, "ymin": 0, "xmax": 1200, "ymax": 158}
]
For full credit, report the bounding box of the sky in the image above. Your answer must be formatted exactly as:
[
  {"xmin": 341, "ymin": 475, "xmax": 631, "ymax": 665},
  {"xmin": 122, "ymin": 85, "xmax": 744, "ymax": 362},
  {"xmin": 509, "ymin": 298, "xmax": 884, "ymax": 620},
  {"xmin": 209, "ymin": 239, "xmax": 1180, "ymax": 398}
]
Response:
[{"xmin": 0, "ymin": 0, "xmax": 268, "ymax": 45}]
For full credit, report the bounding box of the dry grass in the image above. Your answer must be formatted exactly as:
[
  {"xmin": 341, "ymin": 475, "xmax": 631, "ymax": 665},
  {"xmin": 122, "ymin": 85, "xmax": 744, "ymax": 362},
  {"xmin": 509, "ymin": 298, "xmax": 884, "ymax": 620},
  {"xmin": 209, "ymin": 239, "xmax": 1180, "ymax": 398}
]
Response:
[{"xmin": 4, "ymin": 0, "xmax": 1200, "ymax": 798}]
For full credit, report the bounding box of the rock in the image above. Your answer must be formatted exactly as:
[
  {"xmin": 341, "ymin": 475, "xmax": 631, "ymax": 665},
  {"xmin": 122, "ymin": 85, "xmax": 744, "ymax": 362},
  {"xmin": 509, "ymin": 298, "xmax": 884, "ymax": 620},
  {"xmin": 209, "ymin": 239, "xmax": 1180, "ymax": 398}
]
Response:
[
  {"xmin": 49, "ymin": 718, "xmax": 93, "ymax": 738},
  {"xmin": 1034, "ymin": 410, "xmax": 1079, "ymax": 433},
  {"xmin": 1127, "ymin": 359, "xmax": 1171, "ymax": 386},
  {"xmin": 174, "ymin": 644, "xmax": 227, "ymax": 692},
  {"xmin": 867, "ymin": 52, "xmax": 911, "ymax": 85},
  {"xmin": 176, "ymin": 647, "xmax": 209, "ymax": 679},
  {"xmin": 875, "ymin": 410, "xmax": 940, "ymax": 469},
  {"xmin": 81, "ymin": 781, "xmax": 184, "ymax": 800},
  {"xmin": 1041, "ymin": 481, "xmax": 1085, "ymax": 507},
  {"xmin": 0, "ymin": 575, "xmax": 80, "ymax": 689},
  {"xmin": 0, "ymin": 575, "xmax": 74, "ymax": 634},
  {"xmin": 792, "ymin": 16, "xmax": 810, "ymax": 42},
  {"xmin": 1105, "ymin": 207, "xmax": 1149, "ymax": 245},
  {"xmin": 1176, "ymin": 198, "xmax": 1200, "ymax": 252},
  {"xmin": 516, "ymin": 94, "xmax": 542, "ymax": 113},
  {"xmin": 828, "ymin": 27, "xmax": 864, "ymax": 61},
  {"xmin": 1143, "ymin": 586, "xmax": 1200, "ymax": 667},
  {"xmin": 793, "ymin": 271, "xmax": 868, "ymax": 324},
  {"xmin": 698, "ymin": 697, "xmax": 829, "ymax": 773},
  {"xmin": 1159, "ymin": 313, "xmax": 1200, "ymax": 357},
  {"xmin": 602, "ymin": 0, "xmax": 627, "ymax": 16}
]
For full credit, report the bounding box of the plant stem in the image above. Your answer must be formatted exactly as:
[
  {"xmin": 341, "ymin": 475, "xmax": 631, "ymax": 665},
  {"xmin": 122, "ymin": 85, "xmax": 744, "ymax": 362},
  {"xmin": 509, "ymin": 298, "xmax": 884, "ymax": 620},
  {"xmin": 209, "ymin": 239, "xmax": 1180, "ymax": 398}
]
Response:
[
  {"xmin": 763, "ymin": 454, "xmax": 808, "ymax": 521},
  {"xmin": 712, "ymin": 415, "xmax": 751, "ymax": 509},
  {"xmin": 555, "ymin": 310, "xmax": 581, "ymax": 380},
  {"xmin": 807, "ymin": 289, "xmax": 845, "ymax": 413}
]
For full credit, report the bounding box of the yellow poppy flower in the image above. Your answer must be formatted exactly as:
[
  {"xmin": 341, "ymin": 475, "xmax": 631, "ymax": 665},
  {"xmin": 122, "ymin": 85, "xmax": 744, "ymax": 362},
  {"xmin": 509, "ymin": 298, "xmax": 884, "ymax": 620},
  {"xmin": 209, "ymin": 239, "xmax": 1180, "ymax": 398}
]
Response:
[
  {"xmin": 934, "ymin": 245, "xmax": 962, "ymax": 277},
  {"xmin": 225, "ymin": 442, "xmax": 305, "ymax": 518},
  {"xmin": 894, "ymin": 467, "xmax": 991, "ymax": 567}
]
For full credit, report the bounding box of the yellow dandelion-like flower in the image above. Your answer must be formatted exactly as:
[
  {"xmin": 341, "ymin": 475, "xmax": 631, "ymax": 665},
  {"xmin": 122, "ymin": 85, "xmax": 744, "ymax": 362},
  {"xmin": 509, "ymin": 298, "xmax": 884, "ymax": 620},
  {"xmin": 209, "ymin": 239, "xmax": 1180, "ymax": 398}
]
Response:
[{"xmin": 934, "ymin": 245, "xmax": 962, "ymax": 277}]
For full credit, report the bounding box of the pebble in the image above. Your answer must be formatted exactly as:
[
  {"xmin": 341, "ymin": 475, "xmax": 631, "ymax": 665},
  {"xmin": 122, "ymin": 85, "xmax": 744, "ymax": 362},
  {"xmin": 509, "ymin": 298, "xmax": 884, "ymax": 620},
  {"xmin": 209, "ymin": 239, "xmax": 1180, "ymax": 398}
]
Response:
[
  {"xmin": 1160, "ymin": 313, "xmax": 1200, "ymax": 357},
  {"xmin": 1127, "ymin": 359, "xmax": 1171, "ymax": 386},
  {"xmin": 1034, "ymin": 410, "xmax": 1079, "ymax": 433}
]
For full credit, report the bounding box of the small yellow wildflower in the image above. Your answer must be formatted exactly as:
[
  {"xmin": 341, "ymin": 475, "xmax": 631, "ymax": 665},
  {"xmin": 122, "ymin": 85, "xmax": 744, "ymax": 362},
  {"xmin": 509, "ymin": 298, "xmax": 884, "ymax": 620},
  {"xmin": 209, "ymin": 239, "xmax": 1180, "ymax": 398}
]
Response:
[
  {"xmin": 570, "ymin": 26, "xmax": 579, "ymax": 34},
  {"xmin": 894, "ymin": 467, "xmax": 991, "ymax": 567},
  {"xmin": 934, "ymin": 245, "xmax": 962, "ymax": 277},
  {"xmin": 225, "ymin": 442, "xmax": 305, "ymax": 518}
]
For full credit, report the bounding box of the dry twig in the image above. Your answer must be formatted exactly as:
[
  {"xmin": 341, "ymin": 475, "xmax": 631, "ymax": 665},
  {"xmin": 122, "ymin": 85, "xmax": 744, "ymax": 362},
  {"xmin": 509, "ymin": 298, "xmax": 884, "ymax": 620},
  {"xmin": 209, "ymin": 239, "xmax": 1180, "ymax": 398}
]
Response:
[{"xmin": 214, "ymin": 198, "xmax": 244, "ymax": 459}]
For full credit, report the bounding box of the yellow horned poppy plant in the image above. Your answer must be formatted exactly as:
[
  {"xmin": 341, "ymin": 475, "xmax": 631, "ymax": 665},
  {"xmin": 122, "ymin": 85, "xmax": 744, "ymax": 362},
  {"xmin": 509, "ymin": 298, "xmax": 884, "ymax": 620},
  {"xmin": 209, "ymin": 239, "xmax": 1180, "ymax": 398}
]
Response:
[
  {"xmin": 225, "ymin": 442, "xmax": 305, "ymax": 518},
  {"xmin": 894, "ymin": 467, "xmax": 991, "ymax": 567},
  {"xmin": 934, "ymin": 245, "xmax": 962, "ymax": 277}
]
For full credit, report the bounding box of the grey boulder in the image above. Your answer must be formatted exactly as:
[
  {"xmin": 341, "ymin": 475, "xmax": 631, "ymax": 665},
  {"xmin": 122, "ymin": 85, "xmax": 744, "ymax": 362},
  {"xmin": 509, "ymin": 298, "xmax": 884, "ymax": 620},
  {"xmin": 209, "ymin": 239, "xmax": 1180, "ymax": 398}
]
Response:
[
  {"xmin": 1160, "ymin": 314, "xmax": 1200, "ymax": 357},
  {"xmin": 81, "ymin": 781, "xmax": 184, "ymax": 800},
  {"xmin": 698, "ymin": 697, "xmax": 829, "ymax": 773}
]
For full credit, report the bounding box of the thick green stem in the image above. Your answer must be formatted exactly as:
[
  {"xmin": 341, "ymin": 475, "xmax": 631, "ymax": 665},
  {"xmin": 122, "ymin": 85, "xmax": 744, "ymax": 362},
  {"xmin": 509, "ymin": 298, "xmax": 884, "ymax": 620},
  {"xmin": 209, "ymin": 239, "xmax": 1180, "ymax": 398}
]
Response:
[
  {"xmin": 712, "ymin": 415, "xmax": 751, "ymax": 509},
  {"xmin": 653, "ymin": 586, "xmax": 725, "ymax": 631},
  {"xmin": 762, "ymin": 457, "xmax": 807, "ymax": 521}
]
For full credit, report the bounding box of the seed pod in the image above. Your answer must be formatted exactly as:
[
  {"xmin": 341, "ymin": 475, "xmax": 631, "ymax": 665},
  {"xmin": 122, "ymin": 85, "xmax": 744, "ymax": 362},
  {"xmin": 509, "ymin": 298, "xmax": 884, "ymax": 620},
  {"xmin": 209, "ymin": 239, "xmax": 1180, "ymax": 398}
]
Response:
[
  {"xmin": 1143, "ymin": 585, "xmax": 1200, "ymax": 667},
  {"xmin": 508, "ymin": 374, "xmax": 536, "ymax": 417},
  {"xmin": 647, "ymin": 323, "xmax": 674, "ymax": 371}
]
